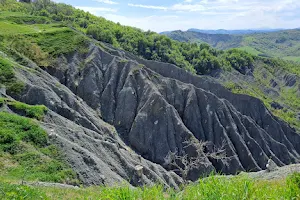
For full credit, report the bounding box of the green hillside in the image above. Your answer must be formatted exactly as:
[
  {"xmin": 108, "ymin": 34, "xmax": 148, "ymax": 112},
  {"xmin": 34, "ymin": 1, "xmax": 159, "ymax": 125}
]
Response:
[
  {"xmin": 0, "ymin": 0, "xmax": 279, "ymax": 75},
  {"xmin": 163, "ymin": 29, "xmax": 300, "ymax": 61}
]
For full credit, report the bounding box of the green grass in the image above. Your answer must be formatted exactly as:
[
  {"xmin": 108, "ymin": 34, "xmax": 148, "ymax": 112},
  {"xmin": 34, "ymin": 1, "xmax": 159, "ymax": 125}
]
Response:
[
  {"xmin": 0, "ymin": 111, "xmax": 48, "ymax": 152},
  {"xmin": 0, "ymin": 21, "xmax": 37, "ymax": 35},
  {"xmin": 31, "ymin": 29, "xmax": 90, "ymax": 56},
  {"xmin": 1, "ymin": 28, "xmax": 89, "ymax": 67},
  {"xmin": 0, "ymin": 20, "xmax": 69, "ymax": 35},
  {"xmin": 283, "ymin": 56, "xmax": 300, "ymax": 62},
  {"xmin": 0, "ymin": 111, "xmax": 79, "ymax": 185},
  {"xmin": 0, "ymin": 173, "xmax": 299, "ymax": 200},
  {"xmin": 0, "ymin": 12, "xmax": 61, "ymax": 35},
  {"xmin": 0, "ymin": 11, "xmax": 50, "ymax": 24},
  {"xmin": 237, "ymin": 46, "xmax": 262, "ymax": 56},
  {"xmin": 0, "ymin": 181, "xmax": 48, "ymax": 200},
  {"xmin": 0, "ymin": 98, "xmax": 48, "ymax": 120},
  {"xmin": 0, "ymin": 12, "xmax": 89, "ymax": 67}
]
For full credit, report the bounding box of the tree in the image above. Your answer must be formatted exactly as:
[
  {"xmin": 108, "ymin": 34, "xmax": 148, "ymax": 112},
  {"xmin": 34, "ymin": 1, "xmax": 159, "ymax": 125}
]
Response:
[{"xmin": 164, "ymin": 139, "xmax": 229, "ymax": 183}]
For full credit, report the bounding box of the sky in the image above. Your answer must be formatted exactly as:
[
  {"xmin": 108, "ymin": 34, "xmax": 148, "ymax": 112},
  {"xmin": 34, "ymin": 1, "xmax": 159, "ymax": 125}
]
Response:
[{"xmin": 54, "ymin": 0, "xmax": 300, "ymax": 32}]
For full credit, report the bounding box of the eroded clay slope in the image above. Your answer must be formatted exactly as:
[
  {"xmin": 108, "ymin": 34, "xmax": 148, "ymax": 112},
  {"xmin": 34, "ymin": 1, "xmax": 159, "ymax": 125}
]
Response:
[{"xmin": 34, "ymin": 44, "xmax": 300, "ymax": 181}]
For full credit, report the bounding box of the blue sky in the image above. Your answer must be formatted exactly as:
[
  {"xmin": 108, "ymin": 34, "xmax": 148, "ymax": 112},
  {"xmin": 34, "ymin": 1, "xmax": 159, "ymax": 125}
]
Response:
[{"xmin": 55, "ymin": 0, "xmax": 300, "ymax": 32}]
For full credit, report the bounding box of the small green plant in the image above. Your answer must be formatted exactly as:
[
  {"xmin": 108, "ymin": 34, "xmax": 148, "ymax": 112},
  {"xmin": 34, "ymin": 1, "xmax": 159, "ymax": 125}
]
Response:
[{"xmin": 119, "ymin": 59, "xmax": 128, "ymax": 63}]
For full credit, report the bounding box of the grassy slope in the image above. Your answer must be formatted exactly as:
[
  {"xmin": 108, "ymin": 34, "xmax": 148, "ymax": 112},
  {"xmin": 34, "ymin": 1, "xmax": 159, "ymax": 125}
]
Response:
[
  {"xmin": 0, "ymin": 12, "xmax": 89, "ymax": 68},
  {"xmin": 0, "ymin": 98, "xmax": 79, "ymax": 185}
]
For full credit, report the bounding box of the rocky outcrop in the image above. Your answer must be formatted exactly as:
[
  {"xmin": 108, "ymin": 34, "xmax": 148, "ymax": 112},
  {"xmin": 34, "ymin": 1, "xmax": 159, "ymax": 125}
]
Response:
[{"xmin": 9, "ymin": 42, "xmax": 300, "ymax": 186}]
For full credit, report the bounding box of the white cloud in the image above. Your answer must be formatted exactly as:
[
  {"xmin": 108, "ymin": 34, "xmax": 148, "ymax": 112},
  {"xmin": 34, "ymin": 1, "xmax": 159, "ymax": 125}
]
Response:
[
  {"xmin": 127, "ymin": 1, "xmax": 245, "ymax": 12},
  {"xmin": 217, "ymin": 0, "xmax": 239, "ymax": 3},
  {"xmin": 128, "ymin": 4, "xmax": 167, "ymax": 10},
  {"xmin": 75, "ymin": 6, "xmax": 117, "ymax": 14},
  {"xmin": 94, "ymin": 0, "xmax": 118, "ymax": 5},
  {"xmin": 171, "ymin": 3, "xmax": 205, "ymax": 12},
  {"xmin": 103, "ymin": 14, "xmax": 184, "ymax": 32},
  {"xmin": 128, "ymin": 3, "xmax": 205, "ymax": 12}
]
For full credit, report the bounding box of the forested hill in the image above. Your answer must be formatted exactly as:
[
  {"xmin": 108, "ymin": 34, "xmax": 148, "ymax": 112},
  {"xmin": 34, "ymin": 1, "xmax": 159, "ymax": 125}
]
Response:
[
  {"xmin": 162, "ymin": 29, "xmax": 300, "ymax": 62},
  {"xmin": 0, "ymin": 0, "xmax": 293, "ymax": 75}
]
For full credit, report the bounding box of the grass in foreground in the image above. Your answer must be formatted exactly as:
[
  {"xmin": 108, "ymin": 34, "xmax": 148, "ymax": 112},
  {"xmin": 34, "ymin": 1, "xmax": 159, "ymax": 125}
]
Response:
[{"xmin": 0, "ymin": 173, "xmax": 299, "ymax": 200}]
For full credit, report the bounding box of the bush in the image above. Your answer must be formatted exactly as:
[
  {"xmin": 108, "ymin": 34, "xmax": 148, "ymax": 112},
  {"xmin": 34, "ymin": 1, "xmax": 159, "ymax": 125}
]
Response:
[{"xmin": 0, "ymin": 57, "xmax": 25, "ymax": 94}]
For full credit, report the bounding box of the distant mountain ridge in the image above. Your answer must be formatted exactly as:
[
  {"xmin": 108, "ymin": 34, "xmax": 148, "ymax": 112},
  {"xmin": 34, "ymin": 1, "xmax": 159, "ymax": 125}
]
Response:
[{"xmin": 186, "ymin": 28, "xmax": 286, "ymax": 35}]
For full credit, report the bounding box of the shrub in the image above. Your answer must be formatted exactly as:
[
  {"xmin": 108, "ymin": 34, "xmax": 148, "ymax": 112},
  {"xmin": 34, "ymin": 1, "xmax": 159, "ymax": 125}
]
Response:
[{"xmin": 0, "ymin": 57, "xmax": 25, "ymax": 94}]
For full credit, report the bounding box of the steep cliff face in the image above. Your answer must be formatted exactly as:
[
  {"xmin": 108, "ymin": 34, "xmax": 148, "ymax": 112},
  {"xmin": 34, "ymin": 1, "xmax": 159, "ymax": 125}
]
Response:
[{"xmin": 5, "ymin": 41, "xmax": 300, "ymax": 187}]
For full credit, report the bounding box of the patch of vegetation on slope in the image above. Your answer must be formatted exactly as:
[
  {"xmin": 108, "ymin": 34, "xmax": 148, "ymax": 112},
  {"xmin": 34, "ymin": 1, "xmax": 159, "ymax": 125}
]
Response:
[
  {"xmin": 0, "ymin": 98, "xmax": 47, "ymax": 120},
  {"xmin": 1, "ymin": 173, "xmax": 300, "ymax": 199},
  {"xmin": 0, "ymin": 110, "xmax": 79, "ymax": 185},
  {"xmin": 0, "ymin": 12, "xmax": 89, "ymax": 67},
  {"xmin": 0, "ymin": 56, "xmax": 24, "ymax": 94}
]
